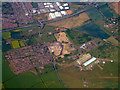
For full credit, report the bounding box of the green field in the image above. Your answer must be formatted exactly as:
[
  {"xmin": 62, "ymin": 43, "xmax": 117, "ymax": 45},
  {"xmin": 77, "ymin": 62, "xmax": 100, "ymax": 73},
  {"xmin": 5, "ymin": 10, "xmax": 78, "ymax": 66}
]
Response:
[
  {"xmin": 2, "ymin": 55, "xmax": 16, "ymax": 83},
  {"xmin": 2, "ymin": 32, "xmax": 11, "ymax": 40},
  {"xmin": 27, "ymin": 25, "xmax": 57, "ymax": 45},
  {"xmin": 65, "ymin": 29, "xmax": 95, "ymax": 46},
  {"xmin": 58, "ymin": 61, "xmax": 118, "ymax": 88},
  {"xmin": 41, "ymin": 71, "xmax": 65, "ymax": 88},
  {"xmin": 11, "ymin": 40, "xmax": 20, "ymax": 49},
  {"xmin": 85, "ymin": 6, "xmax": 113, "ymax": 35},
  {"xmin": 89, "ymin": 41, "xmax": 118, "ymax": 61},
  {"xmin": 75, "ymin": 22, "xmax": 110, "ymax": 39},
  {"xmin": 99, "ymin": 4, "xmax": 113, "ymax": 18}
]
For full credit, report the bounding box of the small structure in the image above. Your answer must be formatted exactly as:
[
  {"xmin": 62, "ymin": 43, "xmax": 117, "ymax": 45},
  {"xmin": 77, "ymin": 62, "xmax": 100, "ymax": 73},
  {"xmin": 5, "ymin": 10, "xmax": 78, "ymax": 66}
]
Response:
[
  {"xmin": 65, "ymin": 7, "xmax": 69, "ymax": 10},
  {"xmin": 63, "ymin": 3, "xmax": 69, "ymax": 6},
  {"xmin": 49, "ymin": 13, "xmax": 56, "ymax": 19},
  {"xmin": 61, "ymin": 11, "xmax": 67, "ymax": 15}
]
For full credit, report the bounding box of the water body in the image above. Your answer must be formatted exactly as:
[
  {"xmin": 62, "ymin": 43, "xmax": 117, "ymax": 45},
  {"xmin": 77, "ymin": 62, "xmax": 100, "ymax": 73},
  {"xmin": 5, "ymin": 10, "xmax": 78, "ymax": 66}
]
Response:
[{"xmin": 75, "ymin": 22, "xmax": 110, "ymax": 39}]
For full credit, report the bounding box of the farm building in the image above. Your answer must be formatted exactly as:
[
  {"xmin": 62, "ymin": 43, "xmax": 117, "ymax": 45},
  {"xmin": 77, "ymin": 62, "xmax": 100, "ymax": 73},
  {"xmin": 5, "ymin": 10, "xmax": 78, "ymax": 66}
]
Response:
[
  {"xmin": 76, "ymin": 53, "xmax": 91, "ymax": 65},
  {"xmin": 83, "ymin": 57, "xmax": 97, "ymax": 66}
]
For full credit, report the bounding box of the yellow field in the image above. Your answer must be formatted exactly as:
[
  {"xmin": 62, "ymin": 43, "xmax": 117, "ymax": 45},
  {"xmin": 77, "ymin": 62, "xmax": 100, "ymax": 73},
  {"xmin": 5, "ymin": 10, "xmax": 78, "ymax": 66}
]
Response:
[
  {"xmin": 107, "ymin": 36, "xmax": 118, "ymax": 46},
  {"xmin": 19, "ymin": 41, "xmax": 25, "ymax": 47},
  {"xmin": 54, "ymin": 32, "xmax": 76, "ymax": 58},
  {"xmin": 13, "ymin": 29, "xmax": 21, "ymax": 32},
  {"xmin": 11, "ymin": 40, "xmax": 20, "ymax": 49},
  {"xmin": 48, "ymin": 12, "xmax": 90, "ymax": 29}
]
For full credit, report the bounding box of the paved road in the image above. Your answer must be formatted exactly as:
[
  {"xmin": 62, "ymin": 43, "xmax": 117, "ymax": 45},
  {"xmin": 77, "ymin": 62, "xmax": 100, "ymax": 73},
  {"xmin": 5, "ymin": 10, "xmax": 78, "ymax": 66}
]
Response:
[{"xmin": 2, "ymin": 3, "xmax": 95, "ymax": 32}]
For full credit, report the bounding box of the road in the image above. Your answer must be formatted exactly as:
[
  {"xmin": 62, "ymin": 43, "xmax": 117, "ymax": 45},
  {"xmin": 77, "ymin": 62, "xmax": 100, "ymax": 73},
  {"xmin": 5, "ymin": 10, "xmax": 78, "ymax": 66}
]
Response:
[{"xmin": 3, "ymin": 3, "xmax": 96, "ymax": 32}]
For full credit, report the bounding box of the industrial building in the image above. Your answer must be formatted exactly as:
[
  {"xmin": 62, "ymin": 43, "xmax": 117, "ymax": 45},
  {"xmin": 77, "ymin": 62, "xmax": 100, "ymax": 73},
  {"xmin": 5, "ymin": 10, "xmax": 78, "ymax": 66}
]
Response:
[
  {"xmin": 83, "ymin": 57, "xmax": 97, "ymax": 66},
  {"xmin": 76, "ymin": 53, "xmax": 98, "ymax": 70},
  {"xmin": 32, "ymin": 2, "xmax": 71, "ymax": 20}
]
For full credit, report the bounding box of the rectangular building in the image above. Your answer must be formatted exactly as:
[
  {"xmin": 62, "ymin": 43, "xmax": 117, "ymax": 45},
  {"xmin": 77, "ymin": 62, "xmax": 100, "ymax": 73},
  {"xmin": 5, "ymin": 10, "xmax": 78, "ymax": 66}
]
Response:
[{"xmin": 83, "ymin": 57, "xmax": 97, "ymax": 66}]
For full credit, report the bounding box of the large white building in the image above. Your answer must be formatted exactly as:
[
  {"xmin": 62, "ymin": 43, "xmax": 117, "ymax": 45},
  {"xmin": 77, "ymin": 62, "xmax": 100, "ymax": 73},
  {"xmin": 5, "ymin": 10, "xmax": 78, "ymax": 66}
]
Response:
[
  {"xmin": 83, "ymin": 57, "xmax": 97, "ymax": 66},
  {"xmin": 49, "ymin": 13, "xmax": 56, "ymax": 19},
  {"xmin": 61, "ymin": 11, "xmax": 67, "ymax": 15},
  {"xmin": 54, "ymin": 12, "xmax": 62, "ymax": 17}
]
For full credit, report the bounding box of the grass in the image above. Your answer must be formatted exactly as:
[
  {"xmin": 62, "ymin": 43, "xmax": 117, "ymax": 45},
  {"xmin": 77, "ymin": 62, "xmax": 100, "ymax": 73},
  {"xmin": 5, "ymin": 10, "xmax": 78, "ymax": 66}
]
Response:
[
  {"xmin": 109, "ymin": 2, "xmax": 120, "ymax": 16},
  {"xmin": 107, "ymin": 36, "xmax": 118, "ymax": 46},
  {"xmin": 48, "ymin": 12, "xmax": 90, "ymax": 29},
  {"xmin": 2, "ymin": 55, "xmax": 16, "ymax": 83},
  {"xmin": 85, "ymin": 6, "xmax": 113, "ymax": 36},
  {"xmin": 65, "ymin": 29, "xmax": 95, "ymax": 46},
  {"xmin": 2, "ymin": 32, "xmax": 11, "ymax": 40},
  {"xmin": 58, "ymin": 61, "xmax": 118, "ymax": 88},
  {"xmin": 19, "ymin": 41, "xmax": 25, "ymax": 47},
  {"xmin": 75, "ymin": 22, "xmax": 110, "ymax": 39},
  {"xmin": 41, "ymin": 71, "xmax": 65, "ymax": 88},
  {"xmin": 99, "ymin": 4, "xmax": 113, "ymax": 18},
  {"xmin": 11, "ymin": 40, "xmax": 20, "ymax": 49},
  {"xmin": 89, "ymin": 41, "xmax": 118, "ymax": 61}
]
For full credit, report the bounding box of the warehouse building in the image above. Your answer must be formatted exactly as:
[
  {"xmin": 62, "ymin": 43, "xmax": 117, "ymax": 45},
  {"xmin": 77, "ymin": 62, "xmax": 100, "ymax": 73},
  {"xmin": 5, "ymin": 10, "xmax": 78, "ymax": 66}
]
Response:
[{"xmin": 83, "ymin": 57, "xmax": 97, "ymax": 66}]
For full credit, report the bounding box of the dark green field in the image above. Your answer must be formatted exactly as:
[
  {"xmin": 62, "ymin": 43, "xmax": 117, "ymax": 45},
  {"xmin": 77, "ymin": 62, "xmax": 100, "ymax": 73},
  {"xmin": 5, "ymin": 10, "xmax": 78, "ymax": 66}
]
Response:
[
  {"xmin": 65, "ymin": 30, "xmax": 95, "ymax": 46},
  {"xmin": 75, "ymin": 22, "xmax": 110, "ymax": 39}
]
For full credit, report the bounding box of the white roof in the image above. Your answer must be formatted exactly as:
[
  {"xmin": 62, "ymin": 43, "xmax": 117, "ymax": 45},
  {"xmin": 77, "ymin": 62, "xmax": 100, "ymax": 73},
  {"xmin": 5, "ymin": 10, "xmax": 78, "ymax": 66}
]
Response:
[
  {"xmin": 63, "ymin": 3, "xmax": 68, "ymax": 6},
  {"xmin": 83, "ymin": 57, "xmax": 96, "ymax": 66},
  {"xmin": 50, "ymin": 9, "xmax": 55, "ymax": 12},
  {"xmin": 61, "ymin": 11, "xmax": 67, "ymax": 15},
  {"xmin": 56, "ymin": 2, "xmax": 61, "ymax": 6},
  {"xmin": 45, "ymin": 5, "xmax": 49, "ymax": 7},
  {"xmin": 49, "ymin": 13, "xmax": 56, "ymax": 19},
  {"xmin": 47, "ymin": 3, "xmax": 52, "ymax": 4},
  {"xmin": 44, "ymin": 3, "xmax": 47, "ymax": 5},
  {"xmin": 65, "ymin": 7, "xmax": 69, "ymax": 10},
  {"xmin": 32, "ymin": 9, "xmax": 36, "ymax": 13},
  {"xmin": 55, "ymin": 12, "xmax": 62, "ymax": 17},
  {"xmin": 50, "ymin": 5, "xmax": 54, "ymax": 8},
  {"xmin": 59, "ymin": 6, "xmax": 63, "ymax": 10}
]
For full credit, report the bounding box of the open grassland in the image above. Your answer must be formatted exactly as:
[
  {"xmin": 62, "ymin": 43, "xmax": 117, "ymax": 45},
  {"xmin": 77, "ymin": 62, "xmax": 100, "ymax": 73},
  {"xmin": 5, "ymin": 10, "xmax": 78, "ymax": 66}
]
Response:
[
  {"xmin": 75, "ymin": 22, "xmax": 110, "ymax": 39},
  {"xmin": 11, "ymin": 40, "xmax": 20, "ymax": 49},
  {"xmin": 107, "ymin": 36, "xmax": 119, "ymax": 46},
  {"xmin": 48, "ymin": 13, "xmax": 90, "ymax": 29},
  {"xmin": 65, "ymin": 29, "xmax": 95, "ymax": 46},
  {"xmin": 41, "ymin": 71, "xmax": 65, "ymax": 88},
  {"xmin": 109, "ymin": 2, "xmax": 120, "ymax": 15},
  {"xmin": 85, "ymin": 6, "xmax": 114, "ymax": 36},
  {"xmin": 89, "ymin": 42, "xmax": 118, "ymax": 61},
  {"xmin": 58, "ymin": 61, "xmax": 118, "ymax": 88},
  {"xmin": 2, "ymin": 55, "xmax": 16, "ymax": 83},
  {"xmin": 31, "ymin": 25, "xmax": 57, "ymax": 44},
  {"xmin": 2, "ymin": 32, "xmax": 11, "ymax": 40}
]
